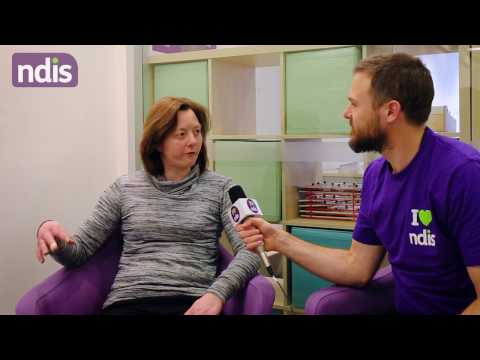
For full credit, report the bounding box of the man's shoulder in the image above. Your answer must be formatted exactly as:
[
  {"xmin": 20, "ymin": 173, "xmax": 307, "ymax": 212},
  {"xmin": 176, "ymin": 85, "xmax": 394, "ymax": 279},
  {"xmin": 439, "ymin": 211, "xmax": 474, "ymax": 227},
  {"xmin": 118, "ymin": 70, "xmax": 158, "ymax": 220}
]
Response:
[
  {"xmin": 433, "ymin": 129, "xmax": 478, "ymax": 156},
  {"xmin": 364, "ymin": 156, "xmax": 387, "ymax": 178},
  {"xmin": 432, "ymin": 132, "xmax": 480, "ymax": 175}
]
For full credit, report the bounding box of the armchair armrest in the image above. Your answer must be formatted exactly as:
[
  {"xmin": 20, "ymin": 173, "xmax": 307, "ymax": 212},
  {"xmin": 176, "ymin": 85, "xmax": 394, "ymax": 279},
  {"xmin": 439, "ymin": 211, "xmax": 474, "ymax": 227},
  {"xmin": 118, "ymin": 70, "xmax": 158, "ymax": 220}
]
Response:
[
  {"xmin": 16, "ymin": 230, "xmax": 122, "ymax": 315},
  {"xmin": 304, "ymin": 265, "xmax": 395, "ymax": 315},
  {"xmin": 223, "ymin": 274, "xmax": 275, "ymax": 315}
]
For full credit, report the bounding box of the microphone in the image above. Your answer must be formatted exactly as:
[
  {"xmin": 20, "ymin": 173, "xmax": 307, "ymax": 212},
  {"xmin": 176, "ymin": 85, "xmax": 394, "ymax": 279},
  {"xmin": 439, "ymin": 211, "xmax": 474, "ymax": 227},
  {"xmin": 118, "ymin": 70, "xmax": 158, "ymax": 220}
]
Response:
[{"xmin": 228, "ymin": 185, "xmax": 274, "ymax": 277}]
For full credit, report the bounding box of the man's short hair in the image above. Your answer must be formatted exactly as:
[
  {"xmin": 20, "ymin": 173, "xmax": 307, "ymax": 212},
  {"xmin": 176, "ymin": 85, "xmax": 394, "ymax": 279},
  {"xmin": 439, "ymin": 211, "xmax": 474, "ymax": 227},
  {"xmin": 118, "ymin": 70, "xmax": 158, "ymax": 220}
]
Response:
[{"xmin": 355, "ymin": 53, "xmax": 435, "ymax": 125}]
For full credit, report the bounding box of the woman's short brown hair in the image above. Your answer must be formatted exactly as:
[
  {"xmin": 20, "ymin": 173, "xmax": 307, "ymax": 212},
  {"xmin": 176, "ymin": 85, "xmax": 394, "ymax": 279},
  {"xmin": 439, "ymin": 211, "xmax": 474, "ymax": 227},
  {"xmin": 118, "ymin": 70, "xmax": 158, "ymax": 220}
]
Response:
[{"xmin": 140, "ymin": 96, "xmax": 210, "ymax": 176}]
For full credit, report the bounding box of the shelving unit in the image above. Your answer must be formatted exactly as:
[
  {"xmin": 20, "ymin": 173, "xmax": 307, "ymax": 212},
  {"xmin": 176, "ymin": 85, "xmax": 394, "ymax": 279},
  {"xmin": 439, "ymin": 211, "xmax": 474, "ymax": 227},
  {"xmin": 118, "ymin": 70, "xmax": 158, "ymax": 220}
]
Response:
[
  {"xmin": 142, "ymin": 44, "xmax": 472, "ymax": 314},
  {"xmin": 210, "ymin": 53, "xmax": 281, "ymax": 138},
  {"xmin": 283, "ymin": 218, "xmax": 356, "ymax": 230}
]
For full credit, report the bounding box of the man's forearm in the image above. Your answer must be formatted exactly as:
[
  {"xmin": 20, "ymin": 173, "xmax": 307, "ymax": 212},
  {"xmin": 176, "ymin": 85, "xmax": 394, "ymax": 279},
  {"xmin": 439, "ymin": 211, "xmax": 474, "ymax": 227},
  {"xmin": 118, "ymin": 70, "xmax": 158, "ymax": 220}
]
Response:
[
  {"xmin": 276, "ymin": 232, "xmax": 367, "ymax": 287},
  {"xmin": 461, "ymin": 298, "xmax": 480, "ymax": 315}
]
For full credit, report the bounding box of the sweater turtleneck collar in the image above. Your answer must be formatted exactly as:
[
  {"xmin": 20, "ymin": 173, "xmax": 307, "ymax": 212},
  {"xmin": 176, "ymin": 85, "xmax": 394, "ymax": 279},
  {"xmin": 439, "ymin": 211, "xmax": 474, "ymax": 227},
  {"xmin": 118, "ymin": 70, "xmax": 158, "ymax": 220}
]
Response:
[{"xmin": 149, "ymin": 165, "xmax": 200, "ymax": 195}]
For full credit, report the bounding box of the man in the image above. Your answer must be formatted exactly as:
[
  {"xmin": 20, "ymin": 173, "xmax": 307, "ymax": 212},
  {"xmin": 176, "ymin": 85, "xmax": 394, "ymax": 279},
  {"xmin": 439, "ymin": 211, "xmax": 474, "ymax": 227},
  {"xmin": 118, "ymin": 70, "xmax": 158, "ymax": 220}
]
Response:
[{"xmin": 236, "ymin": 53, "xmax": 480, "ymax": 314}]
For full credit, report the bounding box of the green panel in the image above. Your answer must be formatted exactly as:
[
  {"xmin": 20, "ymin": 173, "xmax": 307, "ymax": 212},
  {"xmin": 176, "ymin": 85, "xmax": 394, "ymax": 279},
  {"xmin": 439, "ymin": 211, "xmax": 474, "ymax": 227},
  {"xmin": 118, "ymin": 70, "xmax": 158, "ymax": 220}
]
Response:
[
  {"xmin": 143, "ymin": 64, "xmax": 154, "ymax": 121},
  {"xmin": 154, "ymin": 61, "xmax": 209, "ymax": 108},
  {"xmin": 214, "ymin": 141, "xmax": 282, "ymax": 222},
  {"xmin": 285, "ymin": 46, "xmax": 362, "ymax": 134},
  {"xmin": 290, "ymin": 227, "xmax": 352, "ymax": 308}
]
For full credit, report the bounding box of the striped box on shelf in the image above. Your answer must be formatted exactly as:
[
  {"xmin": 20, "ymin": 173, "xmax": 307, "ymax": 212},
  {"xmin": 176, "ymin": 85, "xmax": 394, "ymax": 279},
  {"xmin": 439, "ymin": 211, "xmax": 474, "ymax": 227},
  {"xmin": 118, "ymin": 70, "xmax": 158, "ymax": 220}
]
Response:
[{"xmin": 297, "ymin": 178, "xmax": 362, "ymax": 221}]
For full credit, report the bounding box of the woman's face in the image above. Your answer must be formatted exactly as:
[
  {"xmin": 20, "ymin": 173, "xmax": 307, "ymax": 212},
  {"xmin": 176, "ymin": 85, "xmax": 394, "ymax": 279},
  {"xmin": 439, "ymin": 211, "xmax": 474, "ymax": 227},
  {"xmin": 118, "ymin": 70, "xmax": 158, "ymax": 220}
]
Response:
[{"xmin": 158, "ymin": 108, "xmax": 203, "ymax": 174}]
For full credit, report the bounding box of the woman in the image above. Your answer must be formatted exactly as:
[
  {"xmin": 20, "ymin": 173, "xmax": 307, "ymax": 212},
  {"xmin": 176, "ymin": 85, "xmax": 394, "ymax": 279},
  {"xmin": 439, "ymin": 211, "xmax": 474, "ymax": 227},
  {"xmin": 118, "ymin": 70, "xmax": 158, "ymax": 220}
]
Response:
[{"xmin": 35, "ymin": 96, "xmax": 261, "ymax": 315}]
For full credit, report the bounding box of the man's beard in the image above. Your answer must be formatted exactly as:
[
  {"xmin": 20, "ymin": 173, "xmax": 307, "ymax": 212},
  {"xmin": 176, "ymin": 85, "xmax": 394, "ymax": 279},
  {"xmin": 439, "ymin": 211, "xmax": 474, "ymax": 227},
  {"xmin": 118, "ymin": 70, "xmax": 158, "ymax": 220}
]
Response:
[{"xmin": 348, "ymin": 117, "xmax": 387, "ymax": 153}]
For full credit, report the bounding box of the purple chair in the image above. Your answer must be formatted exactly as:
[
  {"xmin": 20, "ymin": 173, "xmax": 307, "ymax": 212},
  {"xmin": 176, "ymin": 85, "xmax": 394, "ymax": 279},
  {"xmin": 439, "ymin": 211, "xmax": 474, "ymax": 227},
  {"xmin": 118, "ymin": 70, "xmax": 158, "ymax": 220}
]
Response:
[
  {"xmin": 16, "ymin": 229, "xmax": 275, "ymax": 315},
  {"xmin": 304, "ymin": 265, "xmax": 396, "ymax": 315}
]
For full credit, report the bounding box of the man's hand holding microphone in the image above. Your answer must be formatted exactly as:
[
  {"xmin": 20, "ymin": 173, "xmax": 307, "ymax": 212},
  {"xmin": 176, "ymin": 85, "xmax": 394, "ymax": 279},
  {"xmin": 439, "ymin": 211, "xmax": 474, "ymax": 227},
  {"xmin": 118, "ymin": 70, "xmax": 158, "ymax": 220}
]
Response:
[
  {"xmin": 235, "ymin": 217, "xmax": 287, "ymax": 254},
  {"xmin": 229, "ymin": 185, "xmax": 289, "ymax": 262}
]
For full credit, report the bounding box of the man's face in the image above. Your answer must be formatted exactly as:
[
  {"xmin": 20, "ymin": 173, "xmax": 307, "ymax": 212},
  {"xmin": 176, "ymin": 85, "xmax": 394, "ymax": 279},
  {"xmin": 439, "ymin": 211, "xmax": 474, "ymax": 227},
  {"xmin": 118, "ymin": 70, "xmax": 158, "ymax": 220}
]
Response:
[{"xmin": 343, "ymin": 72, "xmax": 387, "ymax": 153}]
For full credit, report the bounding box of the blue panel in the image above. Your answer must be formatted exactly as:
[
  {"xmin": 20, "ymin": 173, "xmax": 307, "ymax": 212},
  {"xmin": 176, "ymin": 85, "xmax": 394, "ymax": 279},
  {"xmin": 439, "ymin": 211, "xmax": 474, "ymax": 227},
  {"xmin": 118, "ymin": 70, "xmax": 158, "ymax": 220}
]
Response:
[{"xmin": 291, "ymin": 227, "xmax": 352, "ymax": 308}]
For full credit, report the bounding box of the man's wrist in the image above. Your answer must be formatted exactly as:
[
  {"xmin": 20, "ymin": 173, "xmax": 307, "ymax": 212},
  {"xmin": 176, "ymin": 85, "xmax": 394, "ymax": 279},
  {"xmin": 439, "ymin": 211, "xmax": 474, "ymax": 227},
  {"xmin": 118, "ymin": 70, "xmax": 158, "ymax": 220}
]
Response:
[{"xmin": 273, "ymin": 229, "xmax": 290, "ymax": 253}]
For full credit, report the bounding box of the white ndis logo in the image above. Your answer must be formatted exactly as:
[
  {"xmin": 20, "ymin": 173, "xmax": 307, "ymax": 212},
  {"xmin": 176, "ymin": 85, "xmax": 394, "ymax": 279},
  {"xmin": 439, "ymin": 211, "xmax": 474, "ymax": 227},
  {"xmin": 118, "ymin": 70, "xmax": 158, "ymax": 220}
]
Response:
[
  {"xmin": 12, "ymin": 52, "xmax": 78, "ymax": 87},
  {"xmin": 409, "ymin": 209, "xmax": 435, "ymax": 247}
]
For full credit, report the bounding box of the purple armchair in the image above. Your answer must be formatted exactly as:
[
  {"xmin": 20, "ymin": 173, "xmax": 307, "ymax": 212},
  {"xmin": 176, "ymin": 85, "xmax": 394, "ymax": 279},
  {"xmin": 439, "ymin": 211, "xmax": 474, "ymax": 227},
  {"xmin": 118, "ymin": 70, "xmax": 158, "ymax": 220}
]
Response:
[
  {"xmin": 16, "ymin": 229, "xmax": 275, "ymax": 315},
  {"xmin": 304, "ymin": 265, "xmax": 396, "ymax": 315}
]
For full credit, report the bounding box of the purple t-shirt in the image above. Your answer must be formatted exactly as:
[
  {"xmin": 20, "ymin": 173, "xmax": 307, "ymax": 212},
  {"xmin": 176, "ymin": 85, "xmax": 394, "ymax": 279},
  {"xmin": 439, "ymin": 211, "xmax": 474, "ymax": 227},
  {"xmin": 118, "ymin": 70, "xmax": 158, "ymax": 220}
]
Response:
[{"xmin": 353, "ymin": 127, "xmax": 480, "ymax": 314}]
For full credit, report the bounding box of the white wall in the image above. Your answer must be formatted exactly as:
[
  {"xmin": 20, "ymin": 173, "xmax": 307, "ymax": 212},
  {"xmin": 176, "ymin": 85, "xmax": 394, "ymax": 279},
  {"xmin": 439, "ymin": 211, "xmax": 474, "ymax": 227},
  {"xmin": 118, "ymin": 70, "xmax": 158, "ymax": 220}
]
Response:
[
  {"xmin": 256, "ymin": 66, "xmax": 281, "ymax": 135},
  {"xmin": 418, "ymin": 52, "xmax": 460, "ymax": 131},
  {"xmin": 0, "ymin": 45, "xmax": 130, "ymax": 314}
]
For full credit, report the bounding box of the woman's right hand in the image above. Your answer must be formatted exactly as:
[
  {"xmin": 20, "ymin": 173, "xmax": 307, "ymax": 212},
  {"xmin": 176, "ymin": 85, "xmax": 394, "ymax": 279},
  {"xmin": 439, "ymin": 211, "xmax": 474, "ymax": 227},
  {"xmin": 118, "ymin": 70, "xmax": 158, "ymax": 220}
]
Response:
[{"xmin": 36, "ymin": 220, "xmax": 75, "ymax": 263}]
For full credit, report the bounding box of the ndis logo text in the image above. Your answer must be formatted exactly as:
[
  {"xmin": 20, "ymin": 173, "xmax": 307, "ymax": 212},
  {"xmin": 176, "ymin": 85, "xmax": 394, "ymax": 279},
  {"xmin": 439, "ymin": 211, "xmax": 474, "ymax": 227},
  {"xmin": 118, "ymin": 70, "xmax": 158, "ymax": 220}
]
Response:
[{"xmin": 12, "ymin": 53, "xmax": 78, "ymax": 87}]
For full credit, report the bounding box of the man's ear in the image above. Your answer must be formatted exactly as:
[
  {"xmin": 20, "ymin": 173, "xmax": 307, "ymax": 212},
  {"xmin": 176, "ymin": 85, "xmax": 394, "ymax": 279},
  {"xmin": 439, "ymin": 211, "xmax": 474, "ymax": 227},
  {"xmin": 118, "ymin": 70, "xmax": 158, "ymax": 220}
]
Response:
[{"xmin": 385, "ymin": 100, "xmax": 402, "ymax": 124}]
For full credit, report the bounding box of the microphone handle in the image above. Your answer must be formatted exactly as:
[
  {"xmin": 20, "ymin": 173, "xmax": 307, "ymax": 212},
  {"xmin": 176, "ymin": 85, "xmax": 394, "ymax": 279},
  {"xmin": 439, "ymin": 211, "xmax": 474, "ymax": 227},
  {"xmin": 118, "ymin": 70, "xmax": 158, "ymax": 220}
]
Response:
[
  {"xmin": 256, "ymin": 244, "xmax": 273, "ymax": 273},
  {"xmin": 238, "ymin": 210, "xmax": 273, "ymax": 275}
]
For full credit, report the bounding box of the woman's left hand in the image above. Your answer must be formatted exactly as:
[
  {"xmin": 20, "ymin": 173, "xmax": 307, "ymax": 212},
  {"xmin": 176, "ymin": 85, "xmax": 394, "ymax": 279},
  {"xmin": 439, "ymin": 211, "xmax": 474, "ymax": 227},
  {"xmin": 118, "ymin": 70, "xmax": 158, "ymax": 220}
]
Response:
[{"xmin": 184, "ymin": 292, "xmax": 224, "ymax": 315}]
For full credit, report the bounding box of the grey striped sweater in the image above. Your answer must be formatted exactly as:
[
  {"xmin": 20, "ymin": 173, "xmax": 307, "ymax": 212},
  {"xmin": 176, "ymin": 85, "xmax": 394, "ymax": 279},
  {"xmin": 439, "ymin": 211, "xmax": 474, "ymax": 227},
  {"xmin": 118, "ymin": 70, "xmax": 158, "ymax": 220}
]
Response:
[{"xmin": 52, "ymin": 165, "xmax": 261, "ymax": 309}]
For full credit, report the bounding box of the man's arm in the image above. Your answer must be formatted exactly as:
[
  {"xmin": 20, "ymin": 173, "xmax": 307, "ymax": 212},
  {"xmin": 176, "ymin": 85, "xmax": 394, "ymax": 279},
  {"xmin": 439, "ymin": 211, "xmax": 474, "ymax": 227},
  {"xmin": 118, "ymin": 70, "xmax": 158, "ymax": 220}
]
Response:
[
  {"xmin": 446, "ymin": 162, "xmax": 480, "ymax": 314},
  {"xmin": 237, "ymin": 217, "xmax": 385, "ymax": 287},
  {"xmin": 461, "ymin": 266, "xmax": 480, "ymax": 315},
  {"xmin": 280, "ymin": 233, "xmax": 385, "ymax": 287}
]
